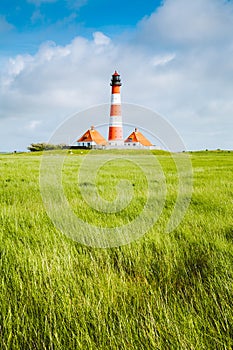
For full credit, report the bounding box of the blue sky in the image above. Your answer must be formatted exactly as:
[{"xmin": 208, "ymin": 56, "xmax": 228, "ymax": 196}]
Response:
[
  {"xmin": 0, "ymin": 0, "xmax": 233, "ymax": 151},
  {"xmin": 0, "ymin": 0, "xmax": 161, "ymax": 55}
]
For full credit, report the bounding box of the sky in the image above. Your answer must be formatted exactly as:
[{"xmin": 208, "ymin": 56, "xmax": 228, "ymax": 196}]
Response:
[{"xmin": 0, "ymin": 0, "xmax": 233, "ymax": 151}]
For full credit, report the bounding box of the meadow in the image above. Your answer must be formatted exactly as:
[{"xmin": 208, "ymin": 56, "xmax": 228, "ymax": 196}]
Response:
[{"xmin": 0, "ymin": 150, "xmax": 233, "ymax": 349}]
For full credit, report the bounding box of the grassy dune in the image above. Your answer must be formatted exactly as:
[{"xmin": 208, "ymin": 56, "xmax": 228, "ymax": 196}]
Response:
[{"xmin": 0, "ymin": 150, "xmax": 233, "ymax": 349}]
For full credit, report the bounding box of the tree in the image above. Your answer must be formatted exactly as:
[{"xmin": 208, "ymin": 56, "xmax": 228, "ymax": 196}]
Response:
[{"xmin": 27, "ymin": 143, "xmax": 67, "ymax": 152}]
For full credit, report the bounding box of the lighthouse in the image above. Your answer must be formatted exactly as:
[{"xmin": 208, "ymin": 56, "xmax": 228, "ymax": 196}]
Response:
[
  {"xmin": 73, "ymin": 71, "xmax": 156, "ymax": 150},
  {"xmin": 108, "ymin": 71, "xmax": 124, "ymax": 146}
]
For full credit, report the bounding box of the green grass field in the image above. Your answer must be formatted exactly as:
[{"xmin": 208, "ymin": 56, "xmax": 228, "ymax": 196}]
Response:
[{"xmin": 0, "ymin": 150, "xmax": 233, "ymax": 349}]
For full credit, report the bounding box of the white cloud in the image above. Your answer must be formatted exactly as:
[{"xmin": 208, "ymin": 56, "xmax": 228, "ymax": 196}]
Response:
[
  {"xmin": 93, "ymin": 32, "xmax": 111, "ymax": 46},
  {"xmin": 67, "ymin": 0, "xmax": 88, "ymax": 10},
  {"xmin": 7, "ymin": 55, "xmax": 33, "ymax": 77},
  {"xmin": 27, "ymin": 0, "xmax": 87, "ymax": 9},
  {"xmin": 139, "ymin": 0, "xmax": 233, "ymax": 47},
  {"xmin": 1, "ymin": 0, "xmax": 233, "ymax": 151},
  {"xmin": 31, "ymin": 9, "xmax": 45, "ymax": 23},
  {"xmin": 0, "ymin": 15, "xmax": 14, "ymax": 33},
  {"xmin": 26, "ymin": 120, "xmax": 41, "ymax": 130},
  {"xmin": 152, "ymin": 53, "xmax": 176, "ymax": 67},
  {"xmin": 27, "ymin": 0, "xmax": 58, "ymax": 5}
]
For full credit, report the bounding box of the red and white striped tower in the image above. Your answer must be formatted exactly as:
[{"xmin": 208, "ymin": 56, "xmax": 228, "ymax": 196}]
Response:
[{"xmin": 108, "ymin": 71, "xmax": 124, "ymax": 146}]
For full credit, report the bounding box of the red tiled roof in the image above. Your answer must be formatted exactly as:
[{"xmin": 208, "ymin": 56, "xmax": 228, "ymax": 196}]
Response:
[
  {"xmin": 125, "ymin": 129, "xmax": 152, "ymax": 146},
  {"xmin": 77, "ymin": 127, "xmax": 107, "ymax": 145}
]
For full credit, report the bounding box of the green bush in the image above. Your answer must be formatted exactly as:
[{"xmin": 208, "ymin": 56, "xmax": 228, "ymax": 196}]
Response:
[{"xmin": 27, "ymin": 142, "xmax": 67, "ymax": 152}]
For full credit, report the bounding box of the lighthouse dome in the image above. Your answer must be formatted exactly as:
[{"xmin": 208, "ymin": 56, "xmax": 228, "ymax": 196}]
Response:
[{"xmin": 111, "ymin": 71, "xmax": 122, "ymax": 86}]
